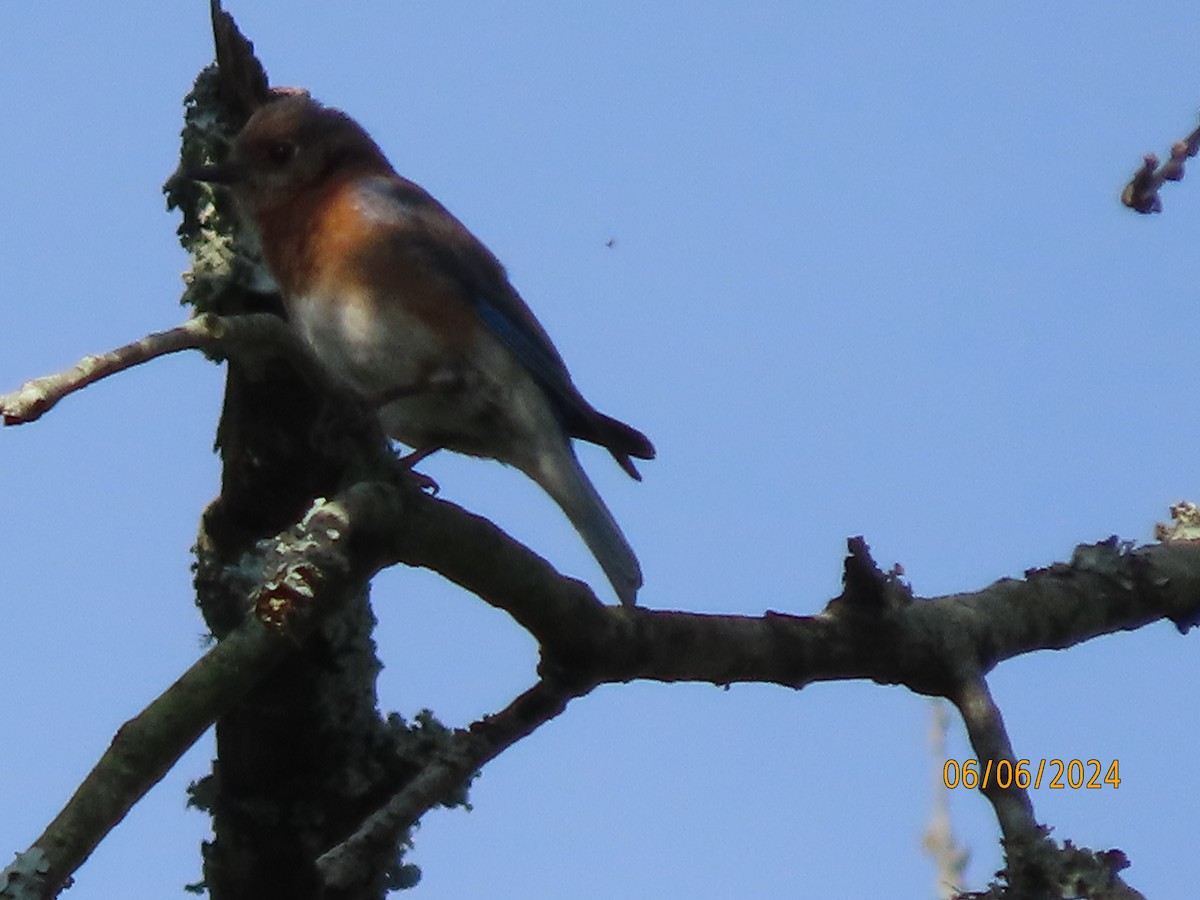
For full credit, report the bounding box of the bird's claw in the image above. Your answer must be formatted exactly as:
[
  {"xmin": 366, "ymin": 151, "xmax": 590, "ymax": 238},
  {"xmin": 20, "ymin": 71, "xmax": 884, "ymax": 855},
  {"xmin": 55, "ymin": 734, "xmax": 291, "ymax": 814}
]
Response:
[
  {"xmin": 407, "ymin": 469, "xmax": 439, "ymax": 494},
  {"xmin": 396, "ymin": 446, "xmax": 441, "ymax": 494}
]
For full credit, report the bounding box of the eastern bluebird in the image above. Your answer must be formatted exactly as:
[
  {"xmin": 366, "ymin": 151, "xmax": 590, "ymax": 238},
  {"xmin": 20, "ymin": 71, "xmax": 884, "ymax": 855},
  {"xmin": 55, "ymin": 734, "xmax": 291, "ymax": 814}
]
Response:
[{"xmin": 192, "ymin": 93, "xmax": 654, "ymax": 606}]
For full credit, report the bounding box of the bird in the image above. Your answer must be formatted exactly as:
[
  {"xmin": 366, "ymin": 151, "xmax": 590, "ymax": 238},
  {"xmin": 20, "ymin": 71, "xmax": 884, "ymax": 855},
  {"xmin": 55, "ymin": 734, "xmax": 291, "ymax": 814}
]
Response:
[{"xmin": 190, "ymin": 92, "xmax": 654, "ymax": 605}]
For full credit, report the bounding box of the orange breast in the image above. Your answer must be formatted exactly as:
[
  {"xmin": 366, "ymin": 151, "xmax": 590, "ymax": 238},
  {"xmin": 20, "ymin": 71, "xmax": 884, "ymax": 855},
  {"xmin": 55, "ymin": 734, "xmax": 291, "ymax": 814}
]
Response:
[{"xmin": 303, "ymin": 178, "xmax": 481, "ymax": 354}]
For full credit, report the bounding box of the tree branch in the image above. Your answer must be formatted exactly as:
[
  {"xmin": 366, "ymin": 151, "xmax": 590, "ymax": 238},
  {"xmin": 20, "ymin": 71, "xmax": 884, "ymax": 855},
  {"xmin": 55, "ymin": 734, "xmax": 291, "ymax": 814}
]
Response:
[
  {"xmin": 316, "ymin": 679, "xmax": 579, "ymax": 891},
  {"xmin": 392, "ymin": 497, "xmax": 1200, "ymax": 689},
  {"xmin": 5, "ymin": 305, "xmax": 1188, "ymax": 897},
  {"xmin": 0, "ymin": 314, "xmax": 301, "ymax": 426},
  {"xmin": 1120, "ymin": 116, "xmax": 1200, "ymax": 213},
  {"xmin": 951, "ymin": 678, "xmax": 1036, "ymax": 845},
  {"xmin": 0, "ymin": 484, "xmax": 410, "ymax": 900}
]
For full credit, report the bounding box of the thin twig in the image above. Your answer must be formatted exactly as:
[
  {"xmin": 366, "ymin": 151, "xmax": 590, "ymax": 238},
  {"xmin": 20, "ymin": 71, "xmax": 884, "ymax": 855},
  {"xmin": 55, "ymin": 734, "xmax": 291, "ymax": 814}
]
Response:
[
  {"xmin": 1120, "ymin": 117, "xmax": 1200, "ymax": 213},
  {"xmin": 0, "ymin": 313, "xmax": 298, "ymax": 426},
  {"xmin": 922, "ymin": 701, "xmax": 970, "ymax": 899},
  {"xmin": 950, "ymin": 678, "xmax": 1038, "ymax": 844},
  {"xmin": 315, "ymin": 679, "xmax": 579, "ymax": 891},
  {"xmin": 2, "ymin": 316, "xmax": 220, "ymax": 426}
]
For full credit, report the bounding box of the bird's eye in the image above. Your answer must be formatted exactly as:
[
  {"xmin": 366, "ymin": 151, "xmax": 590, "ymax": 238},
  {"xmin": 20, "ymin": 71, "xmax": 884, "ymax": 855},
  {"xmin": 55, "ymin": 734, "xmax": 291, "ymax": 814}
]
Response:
[{"xmin": 266, "ymin": 141, "xmax": 296, "ymax": 165}]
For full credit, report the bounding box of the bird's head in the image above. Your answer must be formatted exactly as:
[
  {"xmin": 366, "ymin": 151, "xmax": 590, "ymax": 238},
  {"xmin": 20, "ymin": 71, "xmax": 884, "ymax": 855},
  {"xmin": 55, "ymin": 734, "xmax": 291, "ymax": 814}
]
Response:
[{"xmin": 189, "ymin": 91, "xmax": 392, "ymax": 217}]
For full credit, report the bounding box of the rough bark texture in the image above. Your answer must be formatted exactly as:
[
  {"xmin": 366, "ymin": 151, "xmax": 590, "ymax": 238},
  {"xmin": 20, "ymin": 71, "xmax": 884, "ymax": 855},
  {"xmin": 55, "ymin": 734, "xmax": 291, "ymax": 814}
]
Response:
[{"xmin": 173, "ymin": 8, "xmax": 456, "ymax": 898}]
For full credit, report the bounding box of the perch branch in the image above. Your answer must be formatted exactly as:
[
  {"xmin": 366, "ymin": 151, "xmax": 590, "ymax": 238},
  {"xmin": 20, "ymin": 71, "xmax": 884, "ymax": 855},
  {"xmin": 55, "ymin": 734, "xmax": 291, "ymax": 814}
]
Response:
[{"xmin": 393, "ymin": 494, "xmax": 1200, "ymax": 689}]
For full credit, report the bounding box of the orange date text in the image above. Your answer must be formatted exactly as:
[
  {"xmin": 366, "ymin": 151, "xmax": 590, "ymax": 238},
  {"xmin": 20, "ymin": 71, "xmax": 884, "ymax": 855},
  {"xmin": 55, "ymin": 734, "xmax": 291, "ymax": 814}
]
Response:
[{"xmin": 942, "ymin": 759, "xmax": 1120, "ymax": 791}]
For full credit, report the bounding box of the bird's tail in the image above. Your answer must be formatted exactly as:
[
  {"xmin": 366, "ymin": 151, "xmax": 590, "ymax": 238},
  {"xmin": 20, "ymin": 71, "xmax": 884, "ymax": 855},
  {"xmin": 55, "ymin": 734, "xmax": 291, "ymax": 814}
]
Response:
[{"xmin": 527, "ymin": 443, "xmax": 643, "ymax": 606}]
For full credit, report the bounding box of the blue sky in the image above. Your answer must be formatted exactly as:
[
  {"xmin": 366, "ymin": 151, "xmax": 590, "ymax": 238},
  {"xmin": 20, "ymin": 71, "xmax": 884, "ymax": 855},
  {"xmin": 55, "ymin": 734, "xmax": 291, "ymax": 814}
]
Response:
[{"xmin": 2, "ymin": 3, "xmax": 1198, "ymax": 898}]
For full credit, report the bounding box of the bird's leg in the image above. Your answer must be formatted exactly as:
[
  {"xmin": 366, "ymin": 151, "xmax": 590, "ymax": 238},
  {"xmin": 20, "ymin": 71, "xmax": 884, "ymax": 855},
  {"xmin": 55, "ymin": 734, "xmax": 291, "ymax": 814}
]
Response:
[
  {"xmin": 371, "ymin": 366, "xmax": 471, "ymax": 493},
  {"xmin": 398, "ymin": 446, "xmax": 440, "ymax": 467},
  {"xmin": 396, "ymin": 446, "xmax": 441, "ymax": 494}
]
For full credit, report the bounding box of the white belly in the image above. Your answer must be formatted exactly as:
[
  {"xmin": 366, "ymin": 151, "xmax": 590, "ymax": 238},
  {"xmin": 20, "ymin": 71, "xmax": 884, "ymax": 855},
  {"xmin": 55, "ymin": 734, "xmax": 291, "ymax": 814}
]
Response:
[
  {"xmin": 288, "ymin": 286, "xmax": 434, "ymax": 397},
  {"xmin": 285, "ymin": 287, "xmax": 554, "ymax": 467}
]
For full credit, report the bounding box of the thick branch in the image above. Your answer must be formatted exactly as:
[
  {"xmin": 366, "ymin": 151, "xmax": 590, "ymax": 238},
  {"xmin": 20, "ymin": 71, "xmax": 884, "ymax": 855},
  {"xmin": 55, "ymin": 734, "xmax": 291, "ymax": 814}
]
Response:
[{"xmin": 392, "ymin": 493, "xmax": 1199, "ymax": 689}]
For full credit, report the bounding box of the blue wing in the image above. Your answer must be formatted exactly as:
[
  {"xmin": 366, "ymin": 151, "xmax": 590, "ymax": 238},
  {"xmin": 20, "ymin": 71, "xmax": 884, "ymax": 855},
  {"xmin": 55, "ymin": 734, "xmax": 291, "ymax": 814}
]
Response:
[{"xmin": 354, "ymin": 175, "xmax": 653, "ymax": 472}]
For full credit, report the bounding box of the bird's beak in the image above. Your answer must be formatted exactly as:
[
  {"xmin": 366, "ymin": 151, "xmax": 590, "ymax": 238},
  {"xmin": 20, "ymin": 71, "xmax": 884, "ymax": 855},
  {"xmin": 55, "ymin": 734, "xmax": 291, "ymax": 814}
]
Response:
[{"xmin": 186, "ymin": 162, "xmax": 243, "ymax": 185}]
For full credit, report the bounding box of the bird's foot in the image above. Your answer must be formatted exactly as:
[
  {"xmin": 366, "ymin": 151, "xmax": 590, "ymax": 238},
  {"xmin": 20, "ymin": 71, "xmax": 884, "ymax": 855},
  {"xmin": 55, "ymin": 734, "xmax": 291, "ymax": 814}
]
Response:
[{"xmin": 397, "ymin": 446, "xmax": 441, "ymax": 494}]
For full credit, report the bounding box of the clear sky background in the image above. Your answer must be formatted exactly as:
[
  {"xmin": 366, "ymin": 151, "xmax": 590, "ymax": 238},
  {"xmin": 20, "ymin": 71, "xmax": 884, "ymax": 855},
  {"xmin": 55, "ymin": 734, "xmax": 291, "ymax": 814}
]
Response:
[{"xmin": 1, "ymin": 3, "xmax": 1198, "ymax": 898}]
